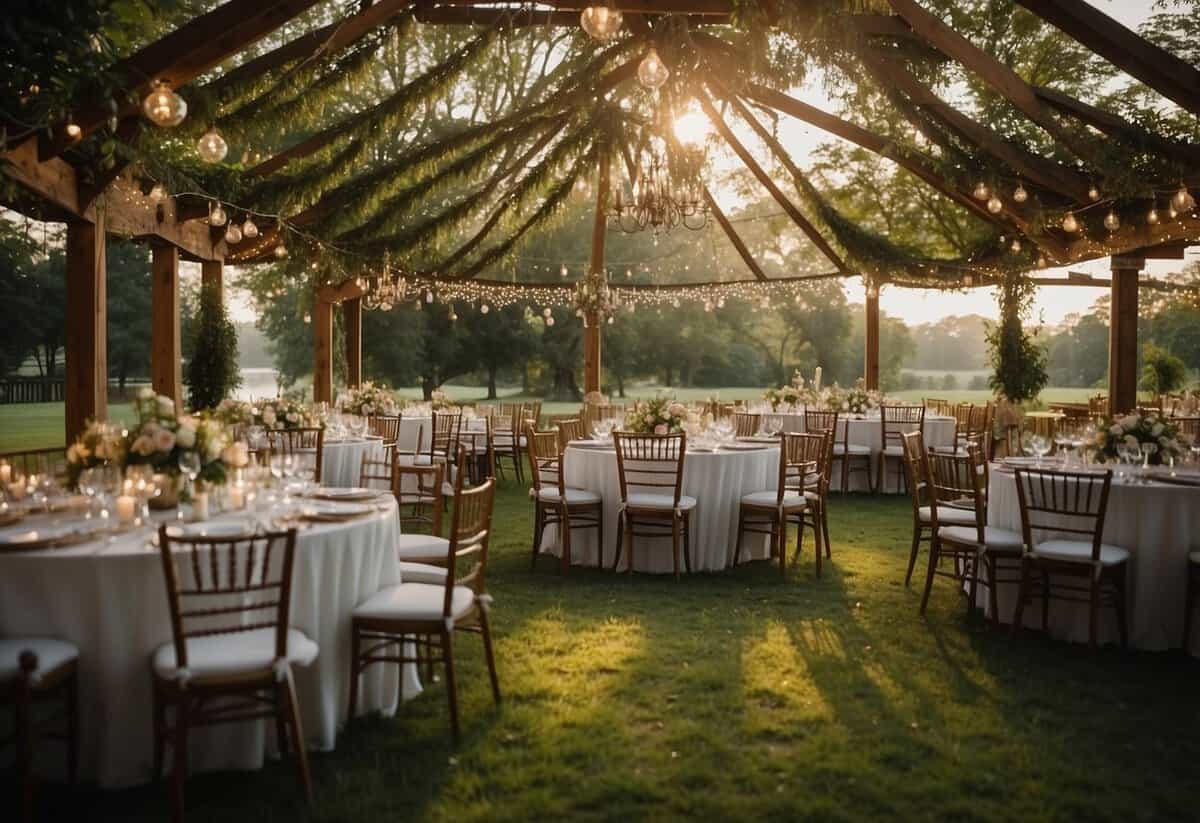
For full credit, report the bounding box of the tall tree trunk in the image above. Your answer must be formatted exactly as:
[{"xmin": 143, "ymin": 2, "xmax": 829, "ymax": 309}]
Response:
[
  {"xmin": 616, "ymin": 372, "xmax": 625, "ymax": 398},
  {"xmin": 487, "ymin": 365, "xmax": 498, "ymax": 400},
  {"xmin": 421, "ymin": 374, "xmax": 436, "ymax": 400}
]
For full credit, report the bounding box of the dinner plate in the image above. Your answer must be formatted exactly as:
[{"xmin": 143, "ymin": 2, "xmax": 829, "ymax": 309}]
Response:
[
  {"xmin": 566, "ymin": 439, "xmax": 606, "ymax": 449},
  {"xmin": 720, "ymin": 442, "xmax": 769, "ymax": 451},
  {"xmin": 0, "ymin": 523, "xmax": 97, "ymax": 550},
  {"xmin": 300, "ymin": 502, "xmax": 375, "ymax": 522},
  {"xmin": 309, "ymin": 487, "xmax": 379, "ymax": 502},
  {"xmin": 166, "ymin": 521, "xmax": 255, "ymax": 539},
  {"xmin": 1002, "ymin": 456, "xmax": 1040, "ymax": 467},
  {"xmin": 738, "ymin": 435, "xmax": 780, "ymax": 444}
]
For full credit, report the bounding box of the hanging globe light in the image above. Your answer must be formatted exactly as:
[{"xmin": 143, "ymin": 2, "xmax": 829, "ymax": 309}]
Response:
[
  {"xmin": 637, "ymin": 48, "xmax": 670, "ymax": 90},
  {"xmin": 972, "ymin": 181, "xmax": 990, "ymax": 201},
  {"xmin": 1013, "ymin": 184, "xmax": 1028, "ymax": 203},
  {"xmin": 1088, "ymin": 185, "xmax": 1100, "ymax": 202},
  {"xmin": 241, "ymin": 216, "xmax": 259, "ymax": 239},
  {"xmin": 987, "ymin": 195, "xmax": 1003, "ymax": 214},
  {"xmin": 142, "ymin": 81, "xmax": 187, "ymax": 128},
  {"xmin": 480, "ymin": 303, "xmax": 490, "ymax": 315},
  {"xmin": 148, "ymin": 182, "xmax": 168, "ymax": 203},
  {"xmin": 546, "ymin": 316, "xmax": 555, "ymax": 327},
  {"xmin": 580, "ymin": 5, "xmax": 623, "ymax": 41},
  {"xmin": 1103, "ymin": 210, "xmax": 1120, "ymax": 231},
  {"xmin": 1062, "ymin": 212, "xmax": 1080, "ymax": 233},
  {"xmin": 1172, "ymin": 183, "xmax": 1196, "ymax": 212},
  {"xmin": 274, "ymin": 242, "xmax": 288, "ymax": 259},
  {"xmin": 1147, "ymin": 207, "xmax": 1159, "ymax": 225},
  {"xmin": 1011, "ymin": 238, "xmax": 1022, "ymax": 253},
  {"xmin": 196, "ymin": 126, "xmax": 228, "ymax": 164},
  {"xmin": 208, "ymin": 202, "xmax": 227, "ymax": 227},
  {"xmin": 224, "ymin": 223, "xmax": 242, "ymax": 244}
]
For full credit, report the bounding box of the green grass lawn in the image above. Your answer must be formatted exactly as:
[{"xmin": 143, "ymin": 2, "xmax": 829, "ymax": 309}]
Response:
[{"xmin": 8, "ymin": 478, "xmax": 1199, "ymax": 821}]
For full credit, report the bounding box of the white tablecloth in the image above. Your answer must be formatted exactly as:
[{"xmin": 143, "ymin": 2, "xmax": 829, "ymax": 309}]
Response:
[
  {"xmin": 0, "ymin": 499, "xmax": 418, "ymax": 788},
  {"xmin": 321, "ymin": 438, "xmax": 386, "ymax": 487},
  {"xmin": 986, "ymin": 469, "xmax": 1200, "ymax": 654},
  {"xmin": 398, "ymin": 417, "xmax": 432, "ymax": 454},
  {"xmin": 760, "ymin": 412, "xmax": 957, "ymax": 492},
  {"xmin": 541, "ymin": 445, "xmax": 779, "ymax": 573}
]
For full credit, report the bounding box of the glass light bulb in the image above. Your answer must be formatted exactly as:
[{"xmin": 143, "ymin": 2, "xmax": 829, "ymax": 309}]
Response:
[
  {"xmin": 638, "ymin": 48, "xmax": 670, "ymax": 90},
  {"xmin": 1013, "ymin": 184, "xmax": 1028, "ymax": 203},
  {"xmin": 1088, "ymin": 186, "xmax": 1100, "ymax": 201},
  {"xmin": 972, "ymin": 181, "xmax": 990, "ymax": 201},
  {"xmin": 546, "ymin": 316, "xmax": 555, "ymax": 326},
  {"xmin": 579, "ymin": 6, "xmax": 623, "ymax": 41},
  {"xmin": 142, "ymin": 81, "xmax": 187, "ymax": 128},
  {"xmin": 1062, "ymin": 212, "xmax": 1080, "ymax": 233},
  {"xmin": 987, "ymin": 195, "xmax": 1003, "ymax": 214},
  {"xmin": 241, "ymin": 217, "xmax": 259, "ymax": 239},
  {"xmin": 1010, "ymin": 238, "xmax": 1021, "ymax": 253},
  {"xmin": 274, "ymin": 243, "xmax": 288, "ymax": 259},
  {"xmin": 542, "ymin": 307, "xmax": 552, "ymax": 318},
  {"xmin": 197, "ymin": 127, "xmax": 228, "ymax": 163},
  {"xmin": 208, "ymin": 203, "xmax": 227, "ymax": 227},
  {"xmin": 1103, "ymin": 210, "xmax": 1120, "ymax": 231},
  {"xmin": 224, "ymin": 224, "xmax": 242, "ymax": 244},
  {"xmin": 149, "ymin": 182, "xmax": 167, "ymax": 202},
  {"xmin": 1147, "ymin": 208, "xmax": 1159, "ymax": 225},
  {"xmin": 1172, "ymin": 184, "xmax": 1195, "ymax": 212}
]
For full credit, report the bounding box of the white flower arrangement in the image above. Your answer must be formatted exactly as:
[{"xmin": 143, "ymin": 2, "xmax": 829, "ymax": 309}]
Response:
[
  {"xmin": 1091, "ymin": 411, "xmax": 1183, "ymax": 465},
  {"xmin": 341, "ymin": 381, "xmax": 398, "ymax": 416},
  {"xmin": 623, "ymin": 395, "xmax": 687, "ymax": 434},
  {"xmin": 65, "ymin": 420, "xmax": 126, "ymax": 488}
]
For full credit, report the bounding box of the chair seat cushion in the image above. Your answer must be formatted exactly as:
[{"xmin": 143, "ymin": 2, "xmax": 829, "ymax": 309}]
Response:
[
  {"xmin": 938, "ymin": 525, "xmax": 1023, "ymax": 552},
  {"xmin": 1033, "ymin": 539, "xmax": 1130, "ymax": 566},
  {"xmin": 354, "ymin": 582, "xmax": 476, "ymax": 622},
  {"xmin": 0, "ymin": 637, "xmax": 78, "ymax": 682},
  {"xmin": 833, "ymin": 443, "xmax": 872, "ymax": 456},
  {"xmin": 918, "ymin": 505, "xmax": 976, "ymax": 525},
  {"xmin": 152, "ymin": 628, "xmax": 318, "ymax": 682},
  {"xmin": 537, "ymin": 487, "xmax": 602, "ymax": 505},
  {"xmin": 398, "ymin": 561, "xmax": 447, "ymax": 585},
  {"xmin": 396, "ymin": 533, "xmax": 449, "ymax": 561},
  {"xmin": 740, "ymin": 490, "xmax": 806, "ymax": 509},
  {"xmin": 626, "ymin": 493, "xmax": 697, "ymax": 511},
  {"xmin": 882, "ymin": 444, "xmax": 906, "ymax": 457}
]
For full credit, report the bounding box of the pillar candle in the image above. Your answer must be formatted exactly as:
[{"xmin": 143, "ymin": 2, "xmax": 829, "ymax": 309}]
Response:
[
  {"xmin": 115, "ymin": 495, "xmax": 136, "ymax": 525},
  {"xmin": 192, "ymin": 492, "xmax": 209, "ymax": 522},
  {"xmin": 227, "ymin": 485, "xmax": 245, "ymax": 510},
  {"xmin": 0, "ymin": 463, "xmax": 10, "ymax": 484}
]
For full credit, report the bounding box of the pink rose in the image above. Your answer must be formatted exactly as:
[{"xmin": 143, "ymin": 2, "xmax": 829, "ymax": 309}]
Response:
[
  {"xmin": 654, "ymin": 424, "xmax": 668, "ymax": 435},
  {"xmin": 668, "ymin": 403, "xmax": 686, "ymax": 417}
]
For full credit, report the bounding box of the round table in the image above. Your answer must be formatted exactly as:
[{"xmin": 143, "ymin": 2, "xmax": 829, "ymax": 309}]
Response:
[
  {"xmin": 541, "ymin": 444, "xmax": 780, "ymax": 573},
  {"xmin": 0, "ymin": 497, "xmax": 418, "ymax": 788},
  {"xmin": 986, "ymin": 468, "xmax": 1200, "ymax": 654},
  {"xmin": 321, "ymin": 437, "xmax": 386, "ymax": 487},
  {"xmin": 755, "ymin": 412, "xmax": 958, "ymax": 492}
]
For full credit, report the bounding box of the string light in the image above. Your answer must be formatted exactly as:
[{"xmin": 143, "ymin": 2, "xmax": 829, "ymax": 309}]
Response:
[
  {"xmin": 972, "ymin": 182, "xmax": 990, "ymax": 201},
  {"xmin": 241, "ymin": 216, "xmax": 259, "ymax": 239},
  {"xmin": 65, "ymin": 119, "xmax": 82, "ymax": 140},
  {"xmin": 637, "ymin": 48, "xmax": 670, "ymax": 90},
  {"xmin": 1062, "ymin": 212, "xmax": 1080, "ymax": 233},
  {"xmin": 1013, "ymin": 184, "xmax": 1028, "ymax": 203},
  {"xmin": 1103, "ymin": 210, "xmax": 1120, "ymax": 231},
  {"xmin": 986, "ymin": 195, "xmax": 1002, "ymax": 214},
  {"xmin": 274, "ymin": 242, "xmax": 288, "ymax": 259},
  {"xmin": 1172, "ymin": 183, "xmax": 1196, "ymax": 212},
  {"xmin": 197, "ymin": 126, "xmax": 228, "ymax": 163},
  {"xmin": 224, "ymin": 223, "xmax": 242, "ymax": 244},
  {"xmin": 208, "ymin": 202, "xmax": 227, "ymax": 227},
  {"xmin": 579, "ymin": 5, "xmax": 623, "ymax": 40},
  {"xmin": 1088, "ymin": 185, "xmax": 1100, "ymax": 202},
  {"xmin": 1147, "ymin": 206, "xmax": 1159, "ymax": 225},
  {"xmin": 142, "ymin": 81, "xmax": 187, "ymax": 127},
  {"xmin": 480, "ymin": 303, "xmax": 490, "ymax": 314}
]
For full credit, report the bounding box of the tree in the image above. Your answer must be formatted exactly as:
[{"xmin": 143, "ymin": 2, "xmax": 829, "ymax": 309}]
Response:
[
  {"xmin": 0, "ymin": 217, "xmax": 43, "ymax": 376},
  {"xmin": 986, "ymin": 273, "xmax": 1048, "ymax": 403},
  {"xmin": 185, "ymin": 281, "xmax": 241, "ymax": 411},
  {"xmin": 458, "ymin": 302, "xmax": 537, "ymax": 399},
  {"xmin": 106, "ymin": 239, "xmax": 152, "ymax": 395},
  {"xmin": 1140, "ymin": 343, "xmax": 1187, "ymax": 395}
]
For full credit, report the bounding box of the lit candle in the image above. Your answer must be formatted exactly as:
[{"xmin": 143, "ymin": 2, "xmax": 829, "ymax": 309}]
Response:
[
  {"xmin": 814, "ymin": 366, "xmax": 823, "ymax": 392},
  {"xmin": 0, "ymin": 463, "xmax": 10, "ymax": 484},
  {"xmin": 115, "ymin": 495, "xmax": 136, "ymax": 525},
  {"xmin": 192, "ymin": 492, "xmax": 209, "ymax": 522},
  {"xmin": 227, "ymin": 485, "xmax": 245, "ymax": 510}
]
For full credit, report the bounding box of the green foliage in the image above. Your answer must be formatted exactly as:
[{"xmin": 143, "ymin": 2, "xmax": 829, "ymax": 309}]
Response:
[
  {"xmin": 184, "ymin": 282, "xmax": 240, "ymax": 411},
  {"xmin": 106, "ymin": 239, "xmax": 152, "ymax": 392},
  {"xmin": 1140, "ymin": 343, "xmax": 1187, "ymax": 395},
  {"xmin": 986, "ymin": 273, "xmax": 1048, "ymax": 403}
]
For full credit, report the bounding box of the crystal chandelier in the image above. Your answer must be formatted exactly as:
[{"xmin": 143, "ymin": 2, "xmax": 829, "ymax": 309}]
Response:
[
  {"xmin": 608, "ymin": 151, "xmax": 708, "ymax": 235},
  {"xmin": 573, "ymin": 269, "xmax": 619, "ymax": 327},
  {"xmin": 364, "ymin": 274, "xmax": 406, "ymax": 311}
]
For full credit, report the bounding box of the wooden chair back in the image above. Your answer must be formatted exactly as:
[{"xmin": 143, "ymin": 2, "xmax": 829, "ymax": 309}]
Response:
[
  {"xmin": 779, "ymin": 432, "xmax": 825, "ymax": 500},
  {"xmin": 0, "ymin": 447, "xmax": 65, "ymax": 478},
  {"xmin": 612, "ymin": 431, "xmax": 686, "ymax": 509},
  {"xmin": 442, "ymin": 467, "xmax": 495, "ymax": 599},
  {"xmin": 1088, "ymin": 394, "xmax": 1108, "ymax": 415},
  {"xmin": 394, "ymin": 452, "xmax": 444, "ymax": 535},
  {"xmin": 1012, "ymin": 468, "xmax": 1112, "ymax": 561},
  {"xmin": 556, "ymin": 418, "xmax": 586, "ymax": 450},
  {"xmin": 900, "ymin": 429, "xmax": 931, "ymax": 515},
  {"xmin": 1174, "ymin": 416, "xmax": 1200, "ymax": 443},
  {"xmin": 429, "ymin": 409, "xmax": 463, "ymax": 463},
  {"xmin": 358, "ymin": 453, "xmax": 393, "ymax": 491},
  {"xmin": 269, "ymin": 427, "xmax": 325, "ymax": 483},
  {"xmin": 732, "ymin": 412, "xmax": 761, "ymax": 438},
  {"xmin": 926, "ymin": 449, "xmax": 985, "ymax": 534},
  {"xmin": 157, "ymin": 526, "xmax": 299, "ymax": 671},
  {"xmin": 925, "ymin": 398, "xmax": 953, "ymax": 416},
  {"xmin": 525, "ymin": 426, "xmax": 564, "ymax": 498},
  {"xmin": 367, "ymin": 415, "xmax": 400, "ymax": 444},
  {"xmin": 881, "ymin": 404, "xmax": 925, "ymax": 453},
  {"xmin": 803, "ymin": 409, "xmax": 839, "ymax": 439}
]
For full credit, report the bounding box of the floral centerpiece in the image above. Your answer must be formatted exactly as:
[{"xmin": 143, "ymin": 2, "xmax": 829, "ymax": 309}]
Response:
[
  {"xmin": 430, "ymin": 388, "xmax": 455, "ymax": 410},
  {"xmin": 65, "ymin": 421, "xmax": 126, "ymax": 488},
  {"xmin": 341, "ymin": 381, "xmax": 397, "ymax": 417},
  {"xmin": 623, "ymin": 396, "xmax": 687, "ymax": 434},
  {"xmin": 764, "ymin": 370, "xmax": 819, "ymax": 411},
  {"xmin": 835, "ymin": 380, "xmax": 882, "ymax": 416},
  {"xmin": 125, "ymin": 390, "xmax": 231, "ymax": 488},
  {"xmin": 215, "ymin": 397, "xmax": 314, "ymax": 431},
  {"xmin": 1090, "ymin": 412, "xmax": 1184, "ymax": 465}
]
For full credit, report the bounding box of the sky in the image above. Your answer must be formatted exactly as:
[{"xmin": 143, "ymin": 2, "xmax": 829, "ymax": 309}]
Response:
[{"xmin": 187, "ymin": 2, "xmax": 1200, "ymax": 329}]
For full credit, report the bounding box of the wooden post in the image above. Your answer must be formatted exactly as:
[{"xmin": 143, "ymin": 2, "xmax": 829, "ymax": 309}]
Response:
[
  {"xmin": 64, "ymin": 218, "xmax": 107, "ymax": 444},
  {"xmin": 151, "ymin": 245, "xmax": 183, "ymax": 411},
  {"xmin": 1108, "ymin": 256, "xmax": 1141, "ymax": 415},
  {"xmin": 583, "ymin": 148, "xmax": 609, "ymax": 396},
  {"xmin": 313, "ymin": 298, "xmax": 333, "ymax": 404},
  {"xmin": 344, "ymin": 297, "xmax": 362, "ymax": 389},
  {"xmin": 864, "ymin": 286, "xmax": 880, "ymax": 391},
  {"xmin": 201, "ymin": 259, "xmax": 223, "ymax": 305}
]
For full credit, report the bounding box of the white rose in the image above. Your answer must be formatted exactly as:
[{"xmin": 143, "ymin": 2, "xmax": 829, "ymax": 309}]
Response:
[
  {"xmin": 137, "ymin": 386, "xmax": 154, "ymax": 400},
  {"xmin": 1123, "ymin": 434, "xmax": 1139, "ymax": 449},
  {"xmin": 156, "ymin": 395, "xmax": 176, "ymax": 417},
  {"xmin": 263, "ymin": 407, "xmax": 277, "ymax": 425},
  {"xmin": 176, "ymin": 422, "xmax": 196, "ymax": 448},
  {"xmin": 153, "ymin": 428, "xmax": 176, "ymax": 453},
  {"xmin": 1109, "ymin": 424, "xmax": 1122, "ymax": 436}
]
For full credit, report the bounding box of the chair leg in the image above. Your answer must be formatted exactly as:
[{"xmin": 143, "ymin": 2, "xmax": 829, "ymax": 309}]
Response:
[
  {"xmin": 683, "ymin": 514, "xmax": 692, "ymax": 574},
  {"xmin": 822, "ymin": 501, "xmax": 831, "ymax": 559},
  {"xmin": 875, "ymin": 454, "xmax": 883, "ymax": 494},
  {"xmin": 966, "ymin": 553, "xmax": 979, "ymax": 621},
  {"xmin": 733, "ymin": 507, "xmax": 746, "ymax": 567},
  {"xmin": 987, "ymin": 555, "xmax": 1001, "ymax": 630},
  {"xmin": 919, "ymin": 538, "xmax": 939, "ymax": 615},
  {"xmin": 65, "ymin": 672, "xmax": 79, "ymax": 785},
  {"xmin": 905, "ymin": 526, "xmax": 922, "ymax": 587},
  {"xmin": 612, "ymin": 512, "xmax": 624, "ymax": 572},
  {"xmin": 560, "ymin": 506, "xmax": 572, "ymax": 576},
  {"xmin": 347, "ymin": 622, "xmax": 361, "ymax": 721},
  {"xmin": 275, "ymin": 685, "xmax": 291, "ymax": 756},
  {"xmin": 813, "ymin": 507, "xmax": 823, "ymax": 579},
  {"xmin": 530, "ymin": 504, "xmax": 543, "ymax": 571},
  {"xmin": 442, "ymin": 630, "xmax": 461, "ymax": 741},
  {"xmin": 171, "ymin": 696, "xmax": 189, "ymax": 823},
  {"xmin": 626, "ymin": 515, "xmax": 635, "ymax": 576},
  {"xmin": 478, "ymin": 609, "xmax": 502, "ymax": 704},
  {"xmin": 671, "ymin": 515, "xmax": 681, "ymax": 581},
  {"xmin": 282, "ymin": 668, "xmax": 314, "ymax": 805},
  {"xmin": 596, "ymin": 506, "xmax": 604, "ymax": 569},
  {"xmin": 1012, "ymin": 560, "xmax": 1030, "ymax": 636}
]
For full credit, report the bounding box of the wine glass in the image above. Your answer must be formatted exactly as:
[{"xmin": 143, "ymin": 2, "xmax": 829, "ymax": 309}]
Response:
[
  {"xmin": 178, "ymin": 451, "xmax": 201, "ymax": 499},
  {"xmin": 1140, "ymin": 442, "xmax": 1157, "ymax": 482},
  {"xmin": 1030, "ymin": 435, "xmax": 1050, "ymax": 467}
]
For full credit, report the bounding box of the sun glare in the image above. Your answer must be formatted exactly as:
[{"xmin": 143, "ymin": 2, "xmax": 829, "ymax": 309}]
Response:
[{"xmin": 673, "ymin": 110, "xmax": 711, "ymax": 146}]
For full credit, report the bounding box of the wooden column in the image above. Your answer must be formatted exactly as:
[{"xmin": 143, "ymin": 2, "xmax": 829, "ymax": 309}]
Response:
[
  {"xmin": 313, "ymin": 299, "xmax": 333, "ymax": 404},
  {"xmin": 583, "ymin": 149, "xmax": 609, "ymax": 395},
  {"xmin": 344, "ymin": 296, "xmax": 362, "ymax": 389},
  {"xmin": 1108, "ymin": 255, "xmax": 1141, "ymax": 415},
  {"xmin": 151, "ymin": 245, "xmax": 183, "ymax": 411},
  {"xmin": 201, "ymin": 259, "xmax": 223, "ymax": 305},
  {"xmin": 64, "ymin": 218, "xmax": 107, "ymax": 444},
  {"xmin": 864, "ymin": 286, "xmax": 880, "ymax": 391}
]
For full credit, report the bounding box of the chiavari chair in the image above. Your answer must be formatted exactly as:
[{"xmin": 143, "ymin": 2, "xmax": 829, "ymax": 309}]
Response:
[
  {"xmin": 878, "ymin": 404, "xmax": 925, "ymax": 493},
  {"xmin": 900, "ymin": 430, "xmax": 976, "ymax": 588},
  {"xmin": 1011, "ymin": 468, "xmax": 1129, "ymax": 650},
  {"xmin": 491, "ymin": 413, "xmax": 522, "ymax": 483},
  {"xmin": 732, "ymin": 412, "xmax": 761, "ymax": 438},
  {"xmin": 153, "ymin": 526, "xmax": 316, "ymax": 821},
  {"xmin": 1088, "ymin": 394, "xmax": 1108, "ymax": 416},
  {"xmin": 2, "ymin": 638, "xmax": 79, "ymax": 823},
  {"xmin": 924, "ymin": 397, "xmax": 953, "ymax": 416},
  {"xmin": 526, "ymin": 426, "xmax": 602, "ymax": 573},
  {"xmin": 610, "ymin": 431, "xmax": 694, "ymax": 580},
  {"xmin": 428, "ymin": 409, "xmax": 463, "ymax": 468},
  {"xmin": 269, "ymin": 427, "xmax": 325, "ymax": 484},
  {"xmin": 1174, "ymin": 416, "xmax": 1200, "ymax": 446},
  {"xmin": 555, "ymin": 418, "xmax": 586, "ymax": 451},
  {"xmin": 806, "ymin": 408, "xmax": 867, "ymax": 494},
  {"xmin": 0, "ymin": 447, "xmax": 66, "ymax": 479},
  {"xmin": 348, "ymin": 471, "xmax": 500, "ymax": 741},
  {"xmin": 367, "ymin": 415, "xmax": 401, "ymax": 462},
  {"xmin": 734, "ymin": 433, "xmax": 815, "ymax": 576}
]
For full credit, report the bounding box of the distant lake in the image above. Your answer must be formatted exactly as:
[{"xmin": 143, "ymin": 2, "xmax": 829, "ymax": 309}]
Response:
[{"xmin": 235, "ymin": 368, "xmax": 281, "ymax": 401}]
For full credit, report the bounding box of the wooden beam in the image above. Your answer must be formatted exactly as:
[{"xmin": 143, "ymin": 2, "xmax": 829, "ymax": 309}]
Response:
[
  {"xmin": 864, "ymin": 288, "xmax": 880, "ymax": 391},
  {"xmin": 1108, "ymin": 258, "xmax": 1140, "ymax": 415},
  {"xmin": 704, "ymin": 188, "xmax": 769, "ymax": 282},
  {"xmin": 415, "ymin": 7, "xmax": 578, "ymax": 26},
  {"xmin": 344, "ymin": 297, "xmax": 363, "ymax": 389},
  {"xmin": 1, "ymin": 138, "xmax": 227, "ymax": 261},
  {"xmin": 697, "ymin": 87, "xmax": 851, "ymax": 273},
  {"xmin": 434, "ymin": 0, "xmax": 731, "ymax": 12},
  {"xmin": 886, "ymin": 0, "xmax": 1098, "ymax": 164},
  {"xmin": 64, "ymin": 218, "xmax": 107, "ymax": 445},
  {"xmin": 42, "ymin": 0, "xmax": 326, "ymax": 160},
  {"xmin": 861, "ymin": 51, "xmax": 1093, "ymax": 202},
  {"xmin": 313, "ymin": 299, "xmax": 334, "ymax": 404},
  {"xmin": 152, "ymin": 245, "xmax": 183, "ymax": 412},
  {"xmin": 201, "ymin": 259, "xmax": 224, "ymax": 305},
  {"xmin": 1016, "ymin": 0, "xmax": 1200, "ymax": 118},
  {"xmin": 584, "ymin": 144, "xmax": 608, "ymax": 395}
]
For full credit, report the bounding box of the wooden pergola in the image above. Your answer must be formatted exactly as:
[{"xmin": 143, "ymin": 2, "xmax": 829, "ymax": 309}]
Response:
[{"xmin": 3, "ymin": 0, "xmax": 1199, "ymax": 444}]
